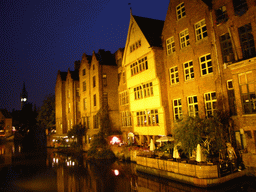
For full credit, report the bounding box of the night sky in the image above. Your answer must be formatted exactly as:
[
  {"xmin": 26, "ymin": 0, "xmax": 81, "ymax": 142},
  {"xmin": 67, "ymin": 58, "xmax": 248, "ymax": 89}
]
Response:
[{"xmin": 0, "ymin": 0, "xmax": 169, "ymax": 112}]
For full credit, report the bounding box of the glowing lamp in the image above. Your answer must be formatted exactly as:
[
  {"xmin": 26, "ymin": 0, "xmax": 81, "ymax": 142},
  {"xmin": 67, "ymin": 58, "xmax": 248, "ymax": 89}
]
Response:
[{"xmin": 110, "ymin": 136, "xmax": 121, "ymax": 145}]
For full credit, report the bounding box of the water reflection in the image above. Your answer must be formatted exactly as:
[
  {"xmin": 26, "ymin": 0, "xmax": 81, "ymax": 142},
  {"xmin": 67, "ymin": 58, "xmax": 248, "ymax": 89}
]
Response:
[{"xmin": 0, "ymin": 142, "xmax": 255, "ymax": 192}]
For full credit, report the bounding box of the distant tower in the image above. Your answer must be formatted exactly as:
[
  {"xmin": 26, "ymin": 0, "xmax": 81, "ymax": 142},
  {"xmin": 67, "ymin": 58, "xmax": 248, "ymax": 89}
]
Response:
[{"xmin": 20, "ymin": 82, "xmax": 28, "ymax": 109}]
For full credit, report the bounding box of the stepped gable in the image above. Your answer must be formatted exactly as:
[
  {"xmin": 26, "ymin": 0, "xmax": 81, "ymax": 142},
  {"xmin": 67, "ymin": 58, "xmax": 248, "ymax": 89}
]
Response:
[{"xmin": 133, "ymin": 15, "xmax": 164, "ymax": 47}]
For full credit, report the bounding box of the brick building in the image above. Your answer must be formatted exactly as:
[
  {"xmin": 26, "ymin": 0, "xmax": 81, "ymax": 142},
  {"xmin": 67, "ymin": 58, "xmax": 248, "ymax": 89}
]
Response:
[
  {"xmin": 55, "ymin": 0, "xmax": 256, "ymax": 173},
  {"xmin": 55, "ymin": 50, "xmax": 119, "ymax": 149},
  {"xmin": 55, "ymin": 61, "xmax": 80, "ymax": 135},
  {"xmin": 162, "ymin": 0, "xmax": 256, "ymax": 173}
]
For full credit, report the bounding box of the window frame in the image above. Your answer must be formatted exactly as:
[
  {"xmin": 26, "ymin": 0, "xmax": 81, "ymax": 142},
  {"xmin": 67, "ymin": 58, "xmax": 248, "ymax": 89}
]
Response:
[
  {"xmin": 169, "ymin": 66, "xmax": 179, "ymax": 85},
  {"xmin": 179, "ymin": 29, "xmax": 190, "ymax": 49},
  {"xmin": 83, "ymin": 81, "xmax": 86, "ymax": 92},
  {"xmin": 166, "ymin": 36, "xmax": 175, "ymax": 55},
  {"xmin": 200, "ymin": 53, "xmax": 213, "ymax": 76},
  {"xmin": 238, "ymin": 23, "xmax": 256, "ymax": 60},
  {"xmin": 173, "ymin": 99, "xmax": 182, "ymax": 120},
  {"xmin": 238, "ymin": 71, "xmax": 256, "ymax": 114},
  {"xmin": 220, "ymin": 33, "xmax": 235, "ymax": 63},
  {"xmin": 204, "ymin": 92, "xmax": 217, "ymax": 117},
  {"xmin": 183, "ymin": 60, "xmax": 194, "ymax": 81},
  {"xmin": 195, "ymin": 19, "xmax": 208, "ymax": 41},
  {"xmin": 93, "ymin": 94, "xmax": 96, "ymax": 106},
  {"xmin": 215, "ymin": 6, "xmax": 228, "ymax": 24},
  {"xmin": 93, "ymin": 76, "xmax": 96, "ymax": 87},
  {"xmin": 176, "ymin": 2, "xmax": 186, "ymax": 20},
  {"xmin": 187, "ymin": 96, "xmax": 198, "ymax": 117},
  {"xmin": 102, "ymin": 74, "xmax": 107, "ymax": 87}
]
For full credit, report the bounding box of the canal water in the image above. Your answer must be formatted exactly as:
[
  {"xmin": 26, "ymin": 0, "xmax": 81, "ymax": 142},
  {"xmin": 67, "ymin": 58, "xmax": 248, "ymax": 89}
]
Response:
[{"xmin": 0, "ymin": 141, "xmax": 255, "ymax": 192}]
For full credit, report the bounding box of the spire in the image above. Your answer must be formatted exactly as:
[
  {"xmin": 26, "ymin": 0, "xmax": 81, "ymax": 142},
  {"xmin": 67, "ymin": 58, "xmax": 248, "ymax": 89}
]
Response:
[
  {"xmin": 128, "ymin": 3, "xmax": 132, "ymax": 15},
  {"xmin": 20, "ymin": 82, "xmax": 28, "ymax": 109}
]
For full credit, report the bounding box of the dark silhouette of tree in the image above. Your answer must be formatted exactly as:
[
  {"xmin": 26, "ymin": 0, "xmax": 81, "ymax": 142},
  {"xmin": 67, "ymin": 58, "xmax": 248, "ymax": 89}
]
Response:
[
  {"xmin": 67, "ymin": 124, "xmax": 86, "ymax": 150},
  {"xmin": 37, "ymin": 94, "xmax": 55, "ymax": 132}
]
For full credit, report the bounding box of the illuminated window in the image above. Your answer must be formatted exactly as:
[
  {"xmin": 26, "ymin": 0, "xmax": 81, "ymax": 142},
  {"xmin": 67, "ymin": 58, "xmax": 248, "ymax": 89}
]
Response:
[
  {"xmin": 120, "ymin": 91, "xmax": 129, "ymax": 105},
  {"xmin": 134, "ymin": 82, "xmax": 153, "ymax": 100},
  {"xmin": 176, "ymin": 2, "xmax": 186, "ymax": 20},
  {"xmin": 147, "ymin": 109, "xmax": 159, "ymax": 126},
  {"xmin": 121, "ymin": 111, "xmax": 132, "ymax": 127},
  {"xmin": 83, "ymin": 81, "xmax": 86, "ymax": 92},
  {"xmin": 169, "ymin": 66, "xmax": 179, "ymax": 85},
  {"xmin": 183, "ymin": 61, "xmax": 194, "ymax": 80},
  {"xmin": 143, "ymin": 82, "xmax": 153, "ymax": 98},
  {"xmin": 136, "ymin": 109, "xmax": 159, "ymax": 126},
  {"xmin": 215, "ymin": 6, "xmax": 228, "ymax": 24},
  {"xmin": 130, "ymin": 40, "xmax": 141, "ymax": 53},
  {"xmin": 173, "ymin": 99, "xmax": 182, "ymax": 120},
  {"xmin": 103, "ymin": 74, "xmax": 107, "ymax": 87},
  {"xmin": 204, "ymin": 92, "xmax": 217, "ymax": 117},
  {"xmin": 195, "ymin": 19, "xmax": 207, "ymax": 41},
  {"xmin": 200, "ymin": 54, "xmax": 212, "ymax": 75},
  {"xmin": 239, "ymin": 72, "xmax": 256, "ymax": 114},
  {"xmin": 220, "ymin": 33, "xmax": 234, "ymax": 63},
  {"xmin": 179, "ymin": 29, "xmax": 190, "ymax": 48},
  {"xmin": 93, "ymin": 94, "xmax": 96, "ymax": 106},
  {"xmin": 134, "ymin": 86, "xmax": 143, "ymax": 100},
  {"xmin": 130, "ymin": 56, "xmax": 148, "ymax": 76},
  {"xmin": 187, "ymin": 96, "xmax": 198, "ymax": 117},
  {"xmin": 137, "ymin": 111, "xmax": 146, "ymax": 126},
  {"xmin": 227, "ymin": 80, "xmax": 237, "ymax": 116},
  {"xmin": 93, "ymin": 76, "xmax": 96, "ymax": 87},
  {"xmin": 166, "ymin": 36, "xmax": 175, "ymax": 55},
  {"xmin": 82, "ymin": 69, "xmax": 86, "ymax": 76},
  {"xmin": 238, "ymin": 24, "xmax": 256, "ymax": 59}
]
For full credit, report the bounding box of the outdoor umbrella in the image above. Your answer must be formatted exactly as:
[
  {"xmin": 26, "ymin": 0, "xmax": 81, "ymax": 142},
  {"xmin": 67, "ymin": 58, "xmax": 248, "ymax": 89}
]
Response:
[
  {"xmin": 196, "ymin": 144, "xmax": 202, "ymax": 162},
  {"xmin": 150, "ymin": 139, "xmax": 155, "ymax": 151},
  {"xmin": 173, "ymin": 145, "xmax": 180, "ymax": 159},
  {"xmin": 156, "ymin": 136, "xmax": 174, "ymax": 142}
]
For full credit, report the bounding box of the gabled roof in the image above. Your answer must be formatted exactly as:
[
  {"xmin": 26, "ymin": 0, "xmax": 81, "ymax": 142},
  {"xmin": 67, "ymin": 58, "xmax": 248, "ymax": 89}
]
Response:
[
  {"xmin": 0, "ymin": 109, "xmax": 12, "ymax": 118},
  {"xmin": 58, "ymin": 71, "xmax": 67, "ymax": 81},
  {"xmin": 70, "ymin": 70, "xmax": 79, "ymax": 81},
  {"xmin": 95, "ymin": 49, "xmax": 116, "ymax": 66},
  {"xmin": 133, "ymin": 15, "xmax": 164, "ymax": 47}
]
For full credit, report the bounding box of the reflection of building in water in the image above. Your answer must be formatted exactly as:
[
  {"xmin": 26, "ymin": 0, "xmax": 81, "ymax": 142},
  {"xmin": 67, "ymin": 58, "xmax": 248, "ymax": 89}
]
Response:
[{"xmin": 54, "ymin": 157, "xmax": 137, "ymax": 192}]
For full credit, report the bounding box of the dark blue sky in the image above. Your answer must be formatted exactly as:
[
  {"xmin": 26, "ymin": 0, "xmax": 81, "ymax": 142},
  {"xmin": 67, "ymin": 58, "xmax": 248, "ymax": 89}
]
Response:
[{"xmin": 0, "ymin": 0, "xmax": 169, "ymax": 112}]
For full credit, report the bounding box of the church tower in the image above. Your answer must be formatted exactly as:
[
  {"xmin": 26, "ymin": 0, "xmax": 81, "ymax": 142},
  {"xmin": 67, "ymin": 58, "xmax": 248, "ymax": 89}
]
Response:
[{"xmin": 20, "ymin": 82, "xmax": 28, "ymax": 109}]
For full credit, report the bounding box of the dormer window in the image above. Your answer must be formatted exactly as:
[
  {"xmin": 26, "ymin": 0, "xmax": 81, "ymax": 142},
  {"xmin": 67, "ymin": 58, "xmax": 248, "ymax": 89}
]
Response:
[{"xmin": 215, "ymin": 6, "xmax": 228, "ymax": 24}]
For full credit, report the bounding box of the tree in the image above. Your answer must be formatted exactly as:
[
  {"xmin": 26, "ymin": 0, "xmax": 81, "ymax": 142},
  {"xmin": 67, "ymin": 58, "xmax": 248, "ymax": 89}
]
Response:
[
  {"xmin": 67, "ymin": 124, "xmax": 86, "ymax": 150},
  {"xmin": 87, "ymin": 106, "xmax": 115, "ymax": 159},
  {"xmin": 37, "ymin": 94, "xmax": 55, "ymax": 132},
  {"xmin": 174, "ymin": 111, "xmax": 230, "ymax": 160}
]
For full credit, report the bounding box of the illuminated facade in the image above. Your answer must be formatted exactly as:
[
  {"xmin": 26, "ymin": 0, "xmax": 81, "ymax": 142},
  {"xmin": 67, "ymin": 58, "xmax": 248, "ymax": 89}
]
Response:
[
  {"xmin": 162, "ymin": 0, "xmax": 256, "ymax": 171},
  {"xmin": 79, "ymin": 50, "xmax": 119, "ymax": 148},
  {"xmin": 55, "ymin": 62, "xmax": 80, "ymax": 135},
  {"xmin": 122, "ymin": 13, "xmax": 170, "ymax": 145},
  {"xmin": 0, "ymin": 109, "xmax": 12, "ymax": 137}
]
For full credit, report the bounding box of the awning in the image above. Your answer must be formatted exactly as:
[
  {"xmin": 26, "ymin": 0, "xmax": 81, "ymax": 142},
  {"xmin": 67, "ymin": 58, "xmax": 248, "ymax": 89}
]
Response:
[{"xmin": 156, "ymin": 136, "xmax": 174, "ymax": 142}]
